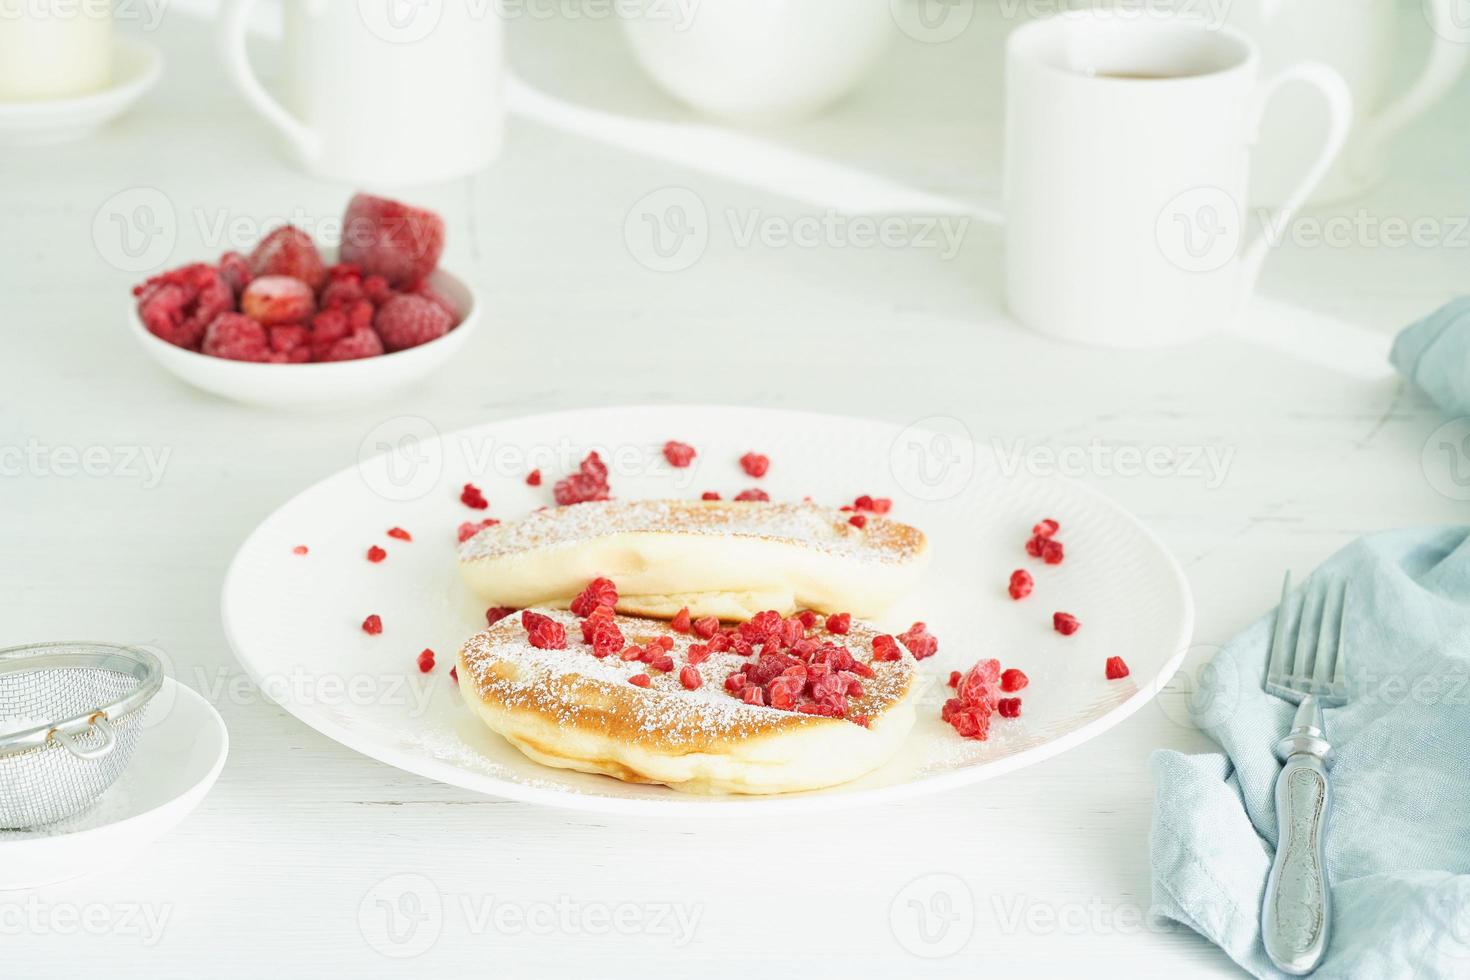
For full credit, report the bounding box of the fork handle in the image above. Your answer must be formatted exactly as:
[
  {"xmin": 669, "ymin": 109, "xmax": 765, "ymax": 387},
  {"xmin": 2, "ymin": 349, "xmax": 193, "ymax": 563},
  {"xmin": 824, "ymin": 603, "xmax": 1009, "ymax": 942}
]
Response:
[{"xmin": 1262, "ymin": 752, "xmax": 1332, "ymax": 975}]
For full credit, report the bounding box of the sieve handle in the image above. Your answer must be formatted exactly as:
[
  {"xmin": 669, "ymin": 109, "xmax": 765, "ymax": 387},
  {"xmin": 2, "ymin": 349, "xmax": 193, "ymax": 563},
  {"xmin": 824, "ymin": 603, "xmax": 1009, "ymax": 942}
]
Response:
[{"xmin": 50, "ymin": 715, "xmax": 117, "ymax": 760}]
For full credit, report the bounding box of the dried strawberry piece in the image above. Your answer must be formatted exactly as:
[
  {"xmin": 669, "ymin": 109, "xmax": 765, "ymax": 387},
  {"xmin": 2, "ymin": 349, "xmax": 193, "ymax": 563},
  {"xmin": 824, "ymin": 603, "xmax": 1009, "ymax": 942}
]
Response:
[
  {"xmin": 670, "ymin": 607, "xmax": 691, "ymax": 634},
  {"xmin": 554, "ymin": 452, "xmax": 611, "ymax": 506},
  {"xmin": 628, "ymin": 673, "xmax": 651, "ymax": 688},
  {"xmin": 387, "ymin": 527, "xmax": 412, "ymax": 542},
  {"xmin": 1001, "ymin": 668, "xmax": 1029, "ymax": 692},
  {"xmin": 897, "ymin": 622, "xmax": 939, "ymax": 660},
  {"xmin": 1033, "ymin": 518, "xmax": 1060, "ymax": 538},
  {"xmin": 292, "ymin": 545, "xmax": 309, "ymax": 556},
  {"xmin": 1008, "ymin": 569, "xmax": 1034, "ymax": 600},
  {"xmin": 362, "ymin": 614, "xmax": 383, "ymax": 635},
  {"xmin": 1042, "ymin": 539, "xmax": 1065, "ymax": 565},
  {"xmin": 526, "ymin": 469, "xmax": 542, "ymax": 486},
  {"xmin": 825, "ymin": 613, "xmax": 851, "ymax": 635},
  {"xmin": 692, "ymin": 616, "xmax": 720, "ymax": 640},
  {"xmin": 340, "ymin": 193, "xmax": 445, "ymax": 288},
  {"xmin": 375, "ymin": 294, "xmax": 453, "ymax": 353},
  {"xmin": 700, "ymin": 491, "xmax": 721, "ymax": 501},
  {"xmin": 848, "ymin": 514, "xmax": 868, "ymax": 529},
  {"xmin": 458, "ymin": 518, "xmax": 499, "ymax": 543},
  {"xmin": 679, "ymin": 666, "xmax": 703, "ymax": 690},
  {"xmin": 1105, "ymin": 656, "xmax": 1130, "ymax": 680},
  {"xmin": 250, "ymin": 225, "xmax": 326, "ymax": 291},
  {"xmin": 366, "ymin": 545, "xmax": 387, "ymax": 563},
  {"xmin": 460, "ymin": 483, "xmax": 489, "ymax": 510},
  {"xmin": 739, "ymin": 452, "xmax": 770, "ymax": 478},
  {"xmin": 1053, "ymin": 612, "xmax": 1081, "ymax": 636},
  {"xmin": 663, "ymin": 441, "xmax": 696, "ymax": 468},
  {"xmin": 417, "ymin": 649, "xmax": 436, "ymax": 673},
  {"xmin": 522, "ymin": 611, "xmax": 567, "ymax": 650},
  {"xmin": 871, "ymin": 635, "xmax": 902, "ymax": 662},
  {"xmin": 485, "ymin": 606, "xmax": 515, "ymax": 626},
  {"xmin": 569, "ymin": 577, "xmax": 619, "ymax": 617},
  {"xmin": 242, "ymin": 275, "xmax": 316, "ymax": 326},
  {"xmin": 734, "ymin": 488, "xmax": 769, "ymax": 502}
]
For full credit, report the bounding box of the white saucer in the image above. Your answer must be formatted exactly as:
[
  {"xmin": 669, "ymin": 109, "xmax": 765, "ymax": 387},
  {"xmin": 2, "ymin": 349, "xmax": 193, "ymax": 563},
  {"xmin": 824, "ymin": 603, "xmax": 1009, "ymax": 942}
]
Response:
[
  {"xmin": 0, "ymin": 679, "xmax": 228, "ymax": 890},
  {"xmin": 0, "ymin": 37, "xmax": 162, "ymax": 147}
]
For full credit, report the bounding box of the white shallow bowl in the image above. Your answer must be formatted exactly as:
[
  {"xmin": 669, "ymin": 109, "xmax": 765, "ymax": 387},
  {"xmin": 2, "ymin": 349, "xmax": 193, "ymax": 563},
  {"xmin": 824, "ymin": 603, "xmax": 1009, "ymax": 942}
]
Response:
[
  {"xmin": 0, "ymin": 679, "xmax": 228, "ymax": 890},
  {"xmin": 0, "ymin": 37, "xmax": 162, "ymax": 147},
  {"xmin": 222, "ymin": 405, "xmax": 1194, "ymax": 816},
  {"xmin": 128, "ymin": 256, "xmax": 479, "ymax": 410}
]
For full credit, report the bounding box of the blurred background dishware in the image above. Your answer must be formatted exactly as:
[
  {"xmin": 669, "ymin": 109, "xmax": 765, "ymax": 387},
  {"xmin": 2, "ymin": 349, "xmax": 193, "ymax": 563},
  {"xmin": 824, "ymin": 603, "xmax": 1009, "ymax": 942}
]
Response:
[
  {"xmin": 219, "ymin": 0, "xmax": 505, "ymax": 184},
  {"xmin": 0, "ymin": 0, "xmax": 113, "ymax": 100},
  {"xmin": 1003, "ymin": 10, "xmax": 1351, "ymax": 348},
  {"xmin": 618, "ymin": 0, "xmax": 894, "ymax": 123}
]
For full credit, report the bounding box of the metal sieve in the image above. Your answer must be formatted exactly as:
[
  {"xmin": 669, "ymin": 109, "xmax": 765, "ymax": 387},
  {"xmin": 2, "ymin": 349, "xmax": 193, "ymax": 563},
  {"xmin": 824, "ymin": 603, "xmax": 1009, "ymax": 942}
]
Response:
[{"xmin": 0, "ymin": 642, "xmax": 163, "ymax": 829}]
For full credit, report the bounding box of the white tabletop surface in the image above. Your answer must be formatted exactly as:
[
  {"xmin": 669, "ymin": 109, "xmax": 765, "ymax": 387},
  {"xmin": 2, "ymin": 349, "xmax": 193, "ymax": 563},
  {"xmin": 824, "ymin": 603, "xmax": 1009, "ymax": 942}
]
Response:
[{"xmin": 3, "ymin": 3, "xmax": 1467, "ymax": 977}]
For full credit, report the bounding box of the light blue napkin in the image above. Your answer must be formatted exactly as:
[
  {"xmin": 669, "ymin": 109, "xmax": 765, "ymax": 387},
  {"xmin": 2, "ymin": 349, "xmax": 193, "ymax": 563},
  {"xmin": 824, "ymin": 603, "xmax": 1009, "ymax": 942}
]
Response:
[
  {"xmin": 1391, "ymin": 297, "xmax": 1470, "ymax": 415},
  {"xmin": 1150, "ymin": 528, "xmax": 1470, "ymax": 978}
]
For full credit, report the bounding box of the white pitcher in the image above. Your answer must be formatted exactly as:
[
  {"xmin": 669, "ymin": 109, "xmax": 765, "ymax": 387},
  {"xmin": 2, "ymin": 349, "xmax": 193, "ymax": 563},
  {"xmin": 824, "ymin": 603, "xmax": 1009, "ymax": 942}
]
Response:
[{"xmin": 1224, "ymin": 0, "xmax": 1468, "ymax": 204}]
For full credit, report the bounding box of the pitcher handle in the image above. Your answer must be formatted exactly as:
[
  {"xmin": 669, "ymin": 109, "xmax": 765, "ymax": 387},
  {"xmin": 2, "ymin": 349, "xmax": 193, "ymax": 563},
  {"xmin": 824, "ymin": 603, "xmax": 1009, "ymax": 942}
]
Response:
[
  {"xmin": 219, "ymin": 0, "xmax": 319, "ymax": 161},
  {"xmin": 1365, "ymin": 0, "xmax": 1470, "ymax": 147}
]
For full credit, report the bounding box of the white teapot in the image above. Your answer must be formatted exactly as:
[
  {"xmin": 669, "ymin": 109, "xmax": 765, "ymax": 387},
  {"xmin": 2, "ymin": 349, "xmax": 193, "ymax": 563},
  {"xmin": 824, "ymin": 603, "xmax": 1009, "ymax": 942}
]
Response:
[{"xmin": 1223, "ymin": 0, "xmax": 1468, "ymax": 204}]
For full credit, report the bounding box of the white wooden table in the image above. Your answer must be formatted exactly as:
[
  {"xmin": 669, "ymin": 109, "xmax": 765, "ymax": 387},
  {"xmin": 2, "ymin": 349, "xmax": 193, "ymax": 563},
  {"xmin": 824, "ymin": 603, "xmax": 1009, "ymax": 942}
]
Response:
[{"xmin": 3, "ymin": 4, "xmax": 1466, "ymax": 976}]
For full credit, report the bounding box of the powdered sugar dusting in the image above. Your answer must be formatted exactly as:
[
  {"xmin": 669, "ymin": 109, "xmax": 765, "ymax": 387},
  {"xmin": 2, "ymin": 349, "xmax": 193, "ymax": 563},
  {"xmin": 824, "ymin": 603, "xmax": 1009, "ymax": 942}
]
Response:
[{"xmin": 457, "ymin": 500, "xmax": 924, "ymax": 565}]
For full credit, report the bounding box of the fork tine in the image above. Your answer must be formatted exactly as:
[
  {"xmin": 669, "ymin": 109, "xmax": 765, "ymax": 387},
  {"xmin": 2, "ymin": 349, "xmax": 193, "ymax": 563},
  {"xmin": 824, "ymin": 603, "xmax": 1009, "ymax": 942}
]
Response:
[
  {"xmin": 1311, "ymin": 580, "xmax": 1343, "ymax": 693},
  {"xmin": 1292, "ymin": 578, "xmax": 1321, "ymax": 681},
  {"xmin": 1266, "ymin": 571, "xmax": 1293, "ymax": 689},
  {"xmin": 1332, "ymin": 583, "xmax": 1350, "ymax": 694}
]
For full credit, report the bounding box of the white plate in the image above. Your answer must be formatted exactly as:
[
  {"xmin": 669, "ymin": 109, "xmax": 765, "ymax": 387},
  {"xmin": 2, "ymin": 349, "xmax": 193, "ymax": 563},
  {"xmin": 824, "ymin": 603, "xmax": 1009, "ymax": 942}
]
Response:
[
  {"xmin": 0, "ymin": 680, "xmax": 228, "ymax": 889},
  {"xmin": 222, "ymin": 406, "xmax": 1193, "ymax": 814},
  {"xmin": 0, "ymin": 37, "xmax": 162, "ymax": 147}
]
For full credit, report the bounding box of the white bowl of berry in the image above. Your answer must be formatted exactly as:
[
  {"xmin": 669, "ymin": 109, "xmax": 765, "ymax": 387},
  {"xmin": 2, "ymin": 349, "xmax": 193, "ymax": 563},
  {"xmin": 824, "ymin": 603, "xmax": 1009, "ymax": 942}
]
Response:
[{"xmin": 127, "ymin": 194, "xmax": 479, "ymax": 410}]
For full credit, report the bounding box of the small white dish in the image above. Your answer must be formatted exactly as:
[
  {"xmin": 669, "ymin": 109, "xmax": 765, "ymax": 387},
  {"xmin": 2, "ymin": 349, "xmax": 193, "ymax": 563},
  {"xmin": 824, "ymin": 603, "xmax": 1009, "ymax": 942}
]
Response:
[
  {"xmin": 0, "ymin": 36, "xmax": 162, "ymax": 147},
  {"xmin": 0, "ymin": 679, "xmax": 228, "ymax": 890},
  {"xmin": 128, "ymin": 254, "xmax": 480, "ymax": 410}
]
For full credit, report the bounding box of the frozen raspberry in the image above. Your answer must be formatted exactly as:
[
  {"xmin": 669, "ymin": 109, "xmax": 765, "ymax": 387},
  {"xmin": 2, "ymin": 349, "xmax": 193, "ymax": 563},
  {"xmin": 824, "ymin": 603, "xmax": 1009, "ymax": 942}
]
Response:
[
  {"xmin": 522, "ymin": 611, "xmax": 567, "ymax": 650},
  {"xmin": 315, "ymin": 326, "xmax": 384, "ymax": 362},
  {"xmin": 241, "ymin": 275, "xmax": 316, "ymax": 326},
  {"xmin": 367, "ymin": 545, "xmax": 386, "ymax": 563},
  {"xmin": 460, "ymin": 483, "xmax": 488, "ymax": 510},
  {"xmin": 411, "ymin": 281, "xmax": 460, "ymax": 324},
  {"xmin": 319, "ymin": 275, "xmax": 363, "ymax": 310},
  {"xmin": 135, "ymin": 264, "xmax": 233, "ymax": 351},
  {"xmin": 679, "ymin": 665, "xmax": 703, "ymax": 690},
  {"xmin": 692, "ymin": 616, "xmax": 720, "ymax": 640},
  {"xmin": 202, "ymin": 313, "xmax": 273, "ymax": 362},
  {"xmin": 292, "ymin": 545, "xmax": 309, "ymax": 556},
  {"xmin": 1053, "ymin": 612, "xmax": 1081, "ymax": 636},
  {"xmin": 628, "ymin": 673, "xmax": 651, "ymax": 688},
  {"xmin": 1105, "ymin": 656, "xmax": 1130, "ymax": 680},
  {"xmin": 897, "ymin": 622, "xmax": 939, "ymax": 660},
  {"xmin": 458, "ymin": 519, "xmax": 499, "ymax": 543},
  {"xmin": 554, "ymin": 452, "xmax": 611, "ymax": 506},
  {"xmin": 249, "ymin": 225, "xmax": 326, "ymax": 291},
  {"xmin": 269, "ymin": 326, "xmax": 311, "ymax": 362},
  {"xmin": 871, "ymin": 635, "xmax": 902, "ymax": 662},
  {"xmin": 1009, "ymin": 569, "xmax": 1034, "ymax": 600},
  {"xmin": 375, "ymin": 294, "xmax": 453, "ymax": 353},
  {"xmin": 663, "ymin": 441, "xmax": 696, "ymax": 468},
  {"xmin": 340, "ymin": 193, "xmax": 445, "ymax": 287},
  {"xmin": 362, "ymin": 614, "xmax": 382, "ymax": 635},
  {"xmin": 671, "ymin": 607, "xmax": 691, "ymax": 633},
  {"xmin": 1033, "ymin": 518, "xmax": 1060, "ymax": 538},
  {"xmin": 997, "ymin": 697, "xmax": 1021, "ymax": 718},
  {"xmin": 1001, "ymin": 668, "xmax": 1029, "ymax": 692},
  {"xmin": 485, "ymin": 606, "xmax": 515, "ymax": 626},
  {"xmin": 387, "ymin": 527, "xmax": 412, "ymax": 542},
  {"xmin": 570, "ymin": 577, "xmax": 618, "ymax": 617},
  {"xmin": 739, "ymin": 452, "xmax": 769, "ymax": 478},
  {"xmin": 700, "ymin": 491, "xmax": 721, "ymax": 501},
  {"xmin": 825, "ymin": 613, "xmax": 851, "ymax": 635},
  {"xmin": 362, "ymin": 275, "xmax": 393, "ymax": 305},
  {"xmin": 1042, "ymin": 539, "xmax": 1064, "ymax": 565},
  {"xmin": 734, "ymin": 489, "xmax": 769, "ymax": 502},
  {"xmin": 848, "ymin": 514, "xmax": 868, "ymax": 529},
  {"xmin": 526, "ymin": 469, "xmax": 542, "ymax": 486},
  {"xmin": 219, "ymin": 251, "xmax": 253, "ymax": 297},
  {"xmin": 417, "ymin": 649, "xmax": 436, "ymax": 673}
]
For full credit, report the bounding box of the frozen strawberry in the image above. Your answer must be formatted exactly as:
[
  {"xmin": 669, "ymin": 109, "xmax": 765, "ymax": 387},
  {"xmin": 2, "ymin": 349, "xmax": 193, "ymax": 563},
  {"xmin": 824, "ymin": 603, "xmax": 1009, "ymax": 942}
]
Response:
[
  {"xmin": 241, "ymin": 275, "xmax": 315, "ymax": 326},
  {"xmin": 201, "ymin": 313, "xmax": 273, "ymax": 362},
  {"xmin": 249, "ymin": 225, "xmax": 326, "ymax": 291},
  {"xmin": 134, "ymin": 264, "xmax": 233, "ymax": 351},
  {"xmin": 218, "ymin": 251, "xmax": 253, "ymax": 297},
  {"xmin": 340, "ymin": 193, "xmax": 445, "ymax": 288},
  {"xmin": 374, "ymin": 294, "xmax": 453, "ymax": 353}
]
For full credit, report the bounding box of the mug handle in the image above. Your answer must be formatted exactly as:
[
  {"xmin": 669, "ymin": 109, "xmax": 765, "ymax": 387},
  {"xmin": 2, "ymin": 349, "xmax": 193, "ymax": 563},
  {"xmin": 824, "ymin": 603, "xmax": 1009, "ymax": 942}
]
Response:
[
  {"xmin": 1239, "ymin": 63, "xmax": 1354, "ymax": 300},
  {"xmin": 219, "ymin": 0, "xmax": 320, "ymax": 162},
  {"xmin": 1365, "ymin": 0, "xmax": 1470, "ymax": 147}
]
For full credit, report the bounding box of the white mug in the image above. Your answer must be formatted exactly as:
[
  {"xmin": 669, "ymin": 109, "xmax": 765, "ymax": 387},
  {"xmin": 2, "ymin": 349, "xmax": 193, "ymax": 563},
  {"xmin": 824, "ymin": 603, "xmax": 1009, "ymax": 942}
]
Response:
[
  {"xmin": 1003, "ymin": 10, "xmax": 1353, "ymax": 349},
  {"xmin": 1223, "ymin": 0, "xmax": 1469, "ymax": 205},
  {"xmin": 0, "ymin": 0, "xmax": 112, "ymax": 101},
  {"xmin": 619, "ymin": 0, "xmax": 894, "ymax": 123},
  {"xmin": 220, "ymin": 0, "xmax": 505, "ymax": 185}
]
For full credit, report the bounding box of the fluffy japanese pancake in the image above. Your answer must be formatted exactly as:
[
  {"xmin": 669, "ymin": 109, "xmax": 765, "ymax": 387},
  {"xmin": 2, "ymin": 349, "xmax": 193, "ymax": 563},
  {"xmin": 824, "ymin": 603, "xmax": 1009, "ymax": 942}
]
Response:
[
  {"xmin": 457, "ymin": 500, "xmax": 929, "ymax": 620},
  {"xmin": 456, "ymin": 610, "xmax": 919, "ymax": 795}
]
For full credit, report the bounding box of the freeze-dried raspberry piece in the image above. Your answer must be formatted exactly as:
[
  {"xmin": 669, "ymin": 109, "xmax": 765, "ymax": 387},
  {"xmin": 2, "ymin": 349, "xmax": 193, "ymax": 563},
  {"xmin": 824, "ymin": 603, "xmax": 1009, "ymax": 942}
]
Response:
[
  {"xmin": 554, "ymin": 452, "xmax": 611, "ymax": 506},
  {"xmin": 650, "ymin": 654, "xmax": 675, "ymax": 673},
  {"xmin": 485, "ymin": 606, "xmax": 515, "ymax": 626},
  {"xmin": 679, "ymin": 665, "xmax": 702, "ymax": 690},
  {"xmin": 340, "ymin": 193, "xmax": 445, "ymax": 287},
  {"xmin": 671, "ymin": 607, "xmax": 691, "ymax": 633},
  {"xmin": 417, "ymin": 649, "xmax": 436, "ymax": 673},
  {"xmin": 201, "ymin": 313, "xmax": 272, "ymax": 362},
  {"xmin": 871, "ymin": 635, "xmax": 902, "ymax": 662},
  {"xmin": 948, "ymin": 670, "xmax": 961, "ymax": 689},
  {"xmin": 897, "ymin": 622, "xmax": 938, "ymax": 660},
  {"xmin": 366, "ymin": 545, "xmax": 386, "ymax": 563},
  {"xmin": 1000, "ymin": 668, "xmax": 1029, "ymax": 692},
  {"xmin": 375, "ymin": 294, "xmax": 453, "ymax": 353},
  {"xmin": 242, "ymin": 275, "xmax": 316, "ymax": 326},
  {"xmin": 588, "ymin": 620, "xmax": 624, "ymax": 659},
  {"xmin": 579, "ymin": 604, "xmax": 615, "ymax": 641},
  {"xmin": 663, "ymin": 441, "xmax": 696, "ymax": 468},
  {"xmin": 387, "ymin": 527, "xmax": 412, "ymax": 542},
  {"xmin": 628, "ymin": 673, "xmax": 651, "ymax": 688},
  {"xmin": 692, "ymin": 616, "xmax": 720, "ymax": 639},
  {"xmin": 1105, "ymin": 656, "xmax": 1130, "ymax": 680},
  {"xmin": 135, "ymin": 264, "xmax": 233, "ymax": 351},
  {"xmin": 458, "ymin": 518, "xmax": 499, "ymax": 543},
  {"xmin": 853, "ymin": 495, "xmax": 893, "ymax": 514},
  {"xmin": 739, "ymin": 452, "xmax": 769, "ymax": 477},
  {"xmin": 460, "ymin": 483, "xmax": 488, "ymax": 510},
  {"xmin": 997, "ymin": 697, "xmax": 1021, "ymax": 718},
  {"xmin": 700, "ymin": 491, "xmax": 721, "ymax": 501},
  {"xmin": 956, "ymin": 659, "xmax": 1001, "ymax": 707},
  {"xmin": 1009, "ymin": 569, "xmax": 1034, "ymax": 600},
  {"xmin": 825, "ymin": 613, "xmax": 851, "ymax": 635},
  {"xmin": 686, "ymin": 644, "xmax": 711, "ymax": 666},
  {"xmin": 848, "ymin": 514, "xmax": 868, "ymax": 529},
  {"xmin": 250, "ymin": 225, "xmax": 326, "ymax": 291},
  {"xmin": 570, "ymin": 577, "xmax": 618, "ymax": 617},
  {"xmin": 742, "ymin": 686, "xmax": 765, "ymax": 707},
  {"xmin": 292, "ymin": 545, "xmax": 309, "ymax": 556},
  {"xmin": 1042, "ymin": 540, "xmax": 1064, "ymax": 565},
  {"xmin": 1033, "ymin": 518, "xmax": 1060, "ymax": 538},
  {"xmin": 362, "ymin": 614, "xmax": 383, "ymax": 635},
  {"xmin": 1053, "ymin": 612, "xmax": 1080, "ymax": 636},
  {"xmin": 522, "ymin": 610, "xmax": 567, "ymax": 650},
  {"xmin": 734, "ymin": 488, "xmax": 769, "ymax": 502},
  {"xmin": 526, "ymin": 469, "xmax": 542, "ymax": 486}
]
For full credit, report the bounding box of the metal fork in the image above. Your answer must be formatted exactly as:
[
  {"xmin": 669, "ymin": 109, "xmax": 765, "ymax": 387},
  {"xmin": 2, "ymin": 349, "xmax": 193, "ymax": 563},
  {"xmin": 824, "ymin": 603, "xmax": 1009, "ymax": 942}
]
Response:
[{"xmin": 1260, "ymin": 572, "xmax": 1351, "ymax": 976}]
